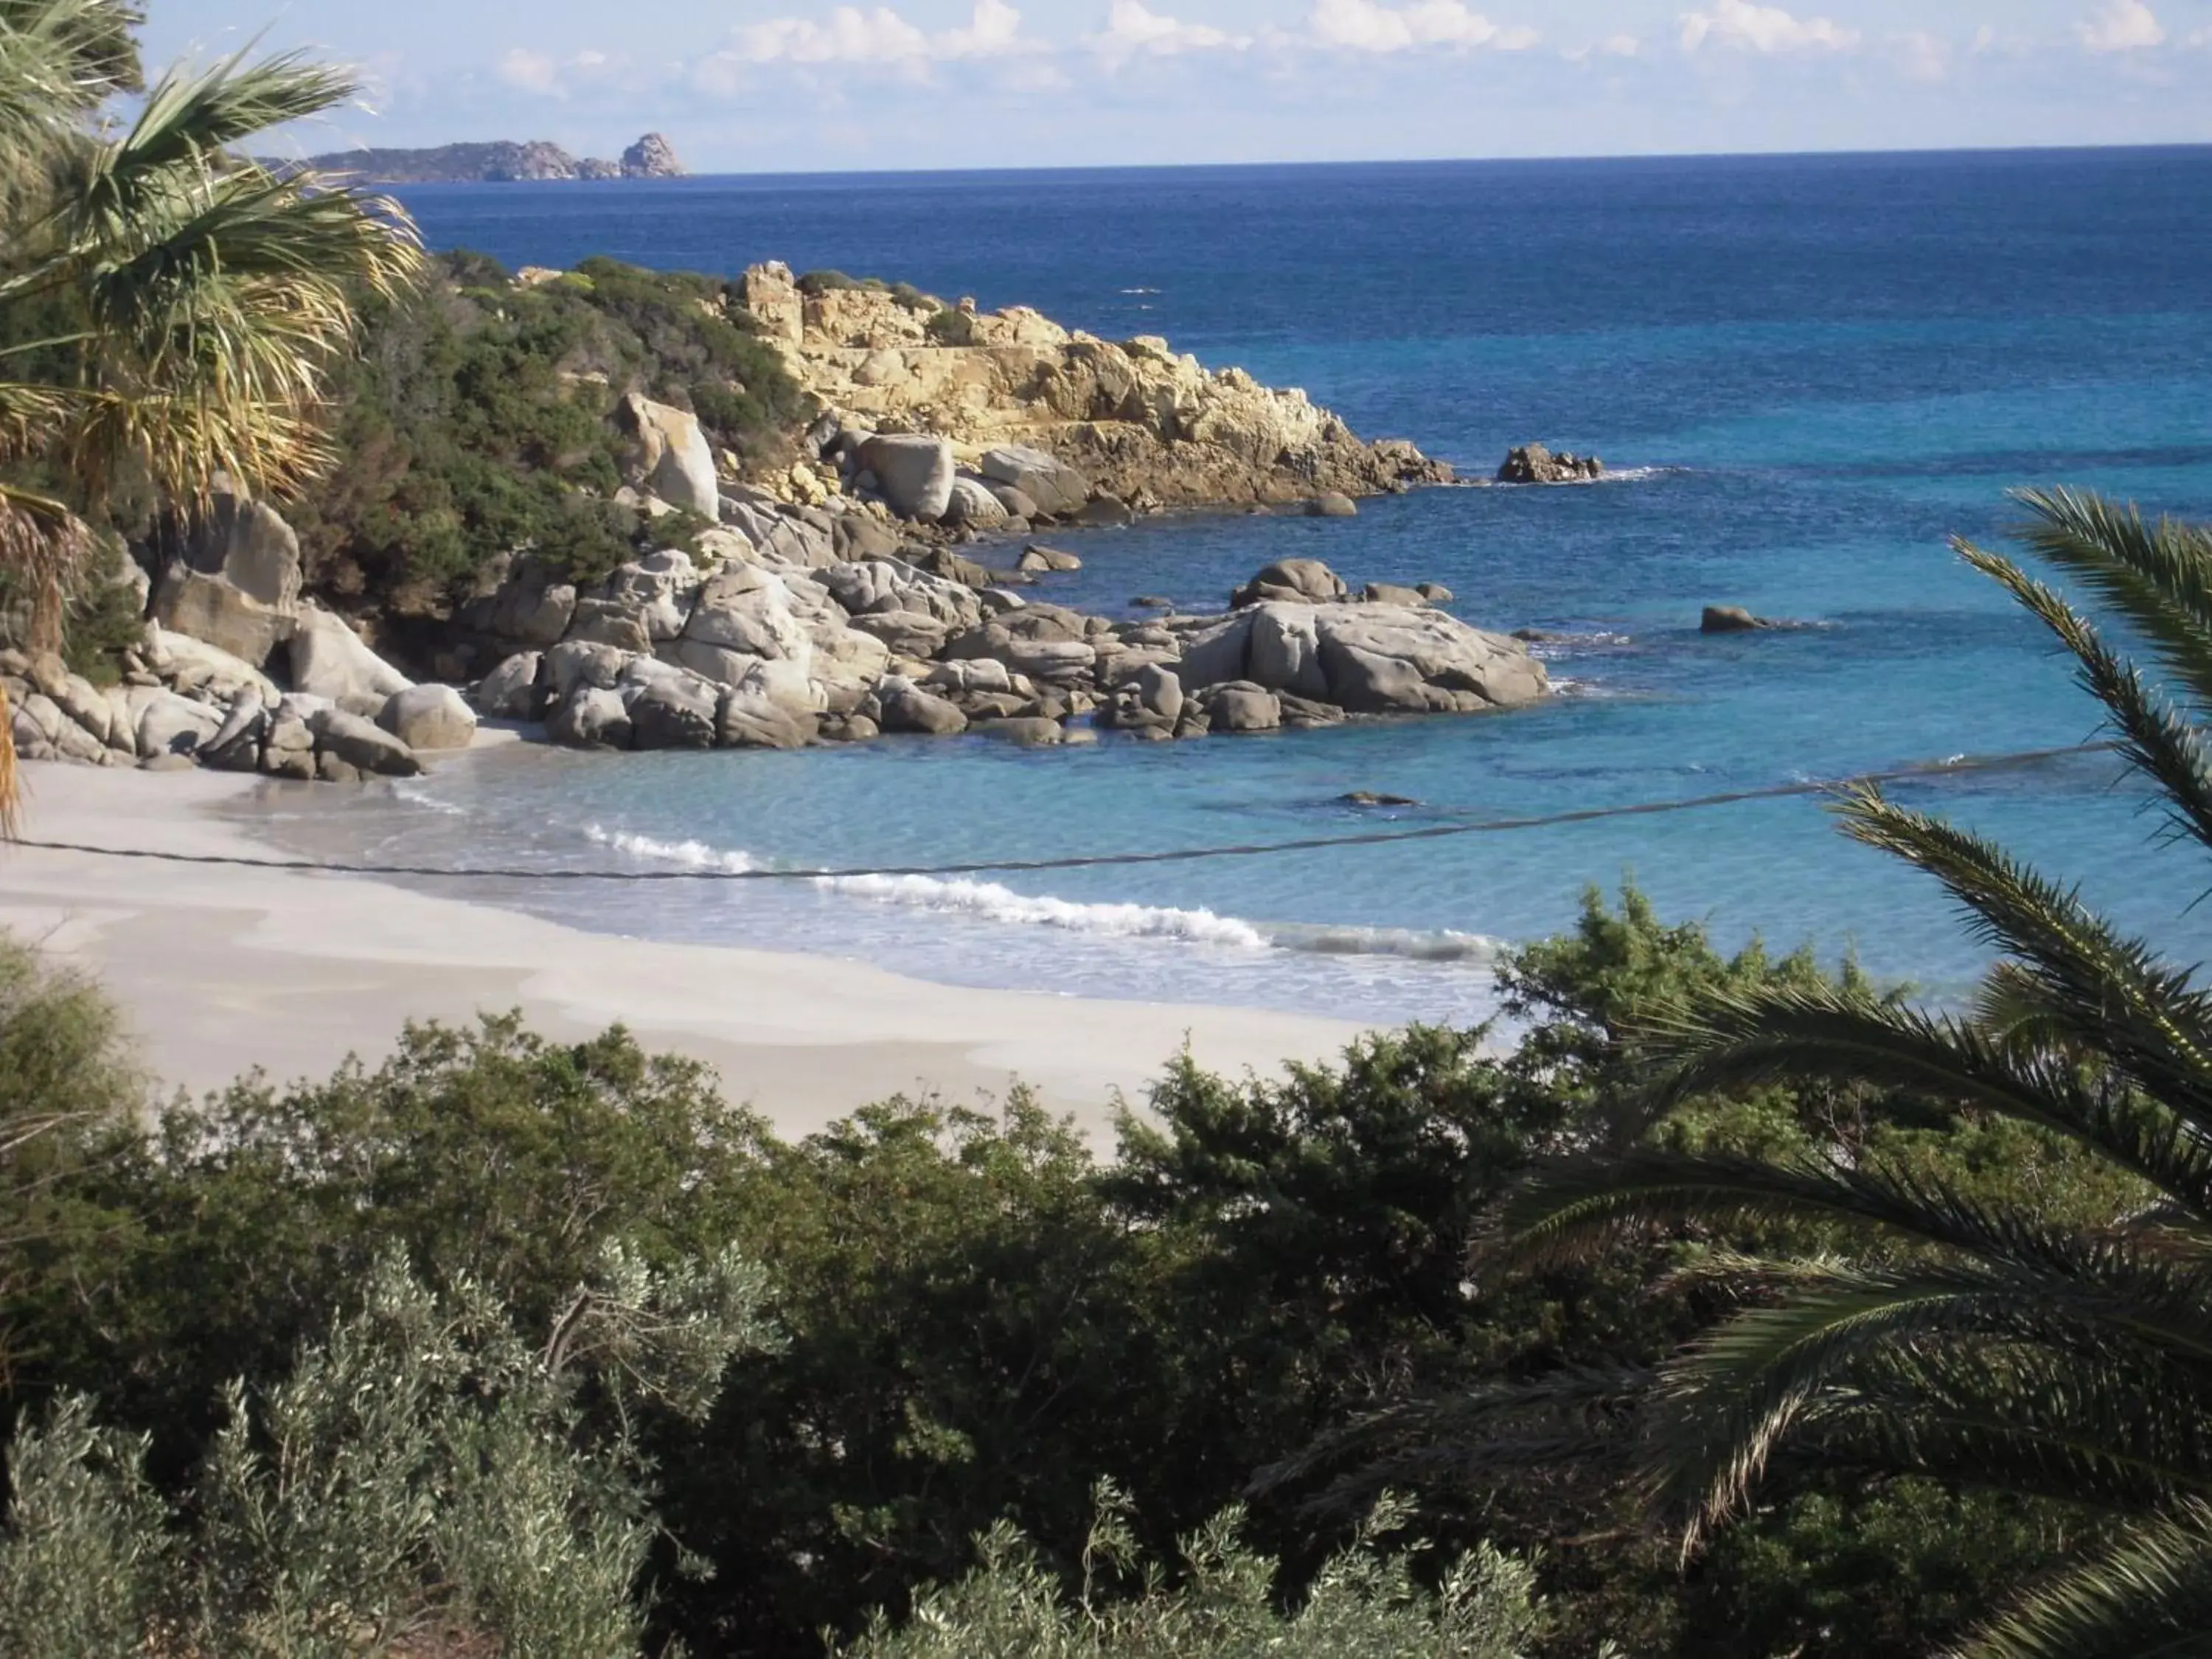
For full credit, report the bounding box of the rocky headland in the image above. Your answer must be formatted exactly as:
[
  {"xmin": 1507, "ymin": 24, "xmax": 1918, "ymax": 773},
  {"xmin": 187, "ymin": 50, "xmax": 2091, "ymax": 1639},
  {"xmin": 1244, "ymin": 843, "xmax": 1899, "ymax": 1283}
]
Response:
[
  {"xmin": 299, "ymin": 133, "xmax": 686, "ymax": 185},
  {"xmin": 8, "ymin": 256, "xmax": 1551, "ymax": 784},
  {"xmin": 736, "ymin": 262, "xmax": 1449, "ymax": 515}
]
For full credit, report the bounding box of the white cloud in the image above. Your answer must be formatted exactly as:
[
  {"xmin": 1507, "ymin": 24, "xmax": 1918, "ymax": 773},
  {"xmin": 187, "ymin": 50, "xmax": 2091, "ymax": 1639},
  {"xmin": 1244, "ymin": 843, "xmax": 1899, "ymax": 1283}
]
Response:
[
  {"xmin": 1307, "ymin": 0, "xmax": 1538, "ymax": 54},
  {"xmin": 497, "ymin": 47, "xmax": 563, "ymax": 94},
  {"xmin": 1891, "ymin": 29, "xmax": 1952, "ymax": 80},
  {"xmin": 2076, "ymin": 0, "xmax": 2165, "ymax": 50},
  {"xmin": 495, "ymin": 46, "xmax": 628, "ymax": 96},
  {"xmin": 1678, "ymin": 0, "xmax": 1858, "ymax": 53},
  {"xmin": 714, "ymin": 0, "xmax": 1030, "ymax": 66},
  {"xmin": 1088, "ymin": 0, "xmax": 1248, "ymax": 60},
  {"xmin": 1562, "ymin": 32, "xmax": 1639, "ymax": 62}
]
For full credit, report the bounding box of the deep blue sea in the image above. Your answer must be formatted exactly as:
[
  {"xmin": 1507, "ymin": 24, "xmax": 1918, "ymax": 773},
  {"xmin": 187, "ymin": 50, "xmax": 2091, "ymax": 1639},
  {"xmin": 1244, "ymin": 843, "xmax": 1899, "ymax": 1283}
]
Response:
[{"xmin": 284, "ymin": 150, "xmax": 2212, "ymax": 1026}]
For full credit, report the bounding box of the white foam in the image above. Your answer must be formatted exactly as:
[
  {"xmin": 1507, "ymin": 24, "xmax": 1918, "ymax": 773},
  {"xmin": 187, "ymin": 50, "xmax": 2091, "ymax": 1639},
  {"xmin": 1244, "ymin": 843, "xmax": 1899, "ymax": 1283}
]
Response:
[
  {"xmin": 394, "ymin": 782, "xmax": 469, "ymax": 816},
  {"xmin": 586, "ymin": 824, "xmax": 757, "ymax": 874},
  {"xmin": 818, "ymin": 871, "xmax": 1271, "ymax": 950},
  {"xmin": 589, "ymin": 824, "xmax": 1496, "ymax": 966}
]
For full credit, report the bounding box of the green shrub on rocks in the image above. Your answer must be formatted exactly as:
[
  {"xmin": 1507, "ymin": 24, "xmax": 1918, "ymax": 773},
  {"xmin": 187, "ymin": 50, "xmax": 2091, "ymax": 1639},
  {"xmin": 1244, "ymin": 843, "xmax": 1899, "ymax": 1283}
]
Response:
[{"xmin": 283, "ymin": 250, "xmax": 807, "ymax": 618}]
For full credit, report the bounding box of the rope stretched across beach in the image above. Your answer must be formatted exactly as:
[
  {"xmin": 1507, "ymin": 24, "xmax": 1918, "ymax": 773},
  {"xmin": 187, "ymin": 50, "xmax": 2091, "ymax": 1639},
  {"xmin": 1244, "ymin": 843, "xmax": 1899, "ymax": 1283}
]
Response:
[{"xmin": 2, "ymin": 739, "xmax": 2117, "ymax": 883}]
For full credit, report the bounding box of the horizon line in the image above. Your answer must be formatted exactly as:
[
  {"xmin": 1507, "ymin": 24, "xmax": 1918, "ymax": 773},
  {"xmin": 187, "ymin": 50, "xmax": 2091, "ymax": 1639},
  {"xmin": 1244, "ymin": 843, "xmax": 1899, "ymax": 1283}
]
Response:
[{"xmin": 356, "ymin": 138, "xmax": 2212, "ymax": 184}]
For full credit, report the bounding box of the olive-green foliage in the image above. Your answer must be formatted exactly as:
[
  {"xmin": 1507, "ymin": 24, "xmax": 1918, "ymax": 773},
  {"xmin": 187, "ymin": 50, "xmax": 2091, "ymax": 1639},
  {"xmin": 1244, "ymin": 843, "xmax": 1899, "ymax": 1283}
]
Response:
[
  {"xmin": 0, "ymin": 894, "xmax": 2110, "ymax": 1659},
  {"xmin": 1, "ymin": 1254, "xmax": 766, "ymax": 1658},
  {"xmin": 844, "ymin": 1489, "xmax": 1540, "ymax": 1659},
  {"xmin": 922, "ymin": 308, "xmax": 976, "ymax": 346},
  {"xmin": 284, "ymin": 249, "xmax": 806, "ymax": 616},
  {"xmin": 25, "ymin": 1014, "xmax": 764, "ymax": 1455}
]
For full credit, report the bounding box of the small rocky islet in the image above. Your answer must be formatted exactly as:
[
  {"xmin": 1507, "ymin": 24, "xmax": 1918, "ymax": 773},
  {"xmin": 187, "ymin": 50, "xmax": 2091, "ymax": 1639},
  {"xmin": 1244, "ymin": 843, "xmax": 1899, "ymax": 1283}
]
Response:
[{"xmin": 8, "ymin": 260, "xmax": 1561, "ymax": 781}]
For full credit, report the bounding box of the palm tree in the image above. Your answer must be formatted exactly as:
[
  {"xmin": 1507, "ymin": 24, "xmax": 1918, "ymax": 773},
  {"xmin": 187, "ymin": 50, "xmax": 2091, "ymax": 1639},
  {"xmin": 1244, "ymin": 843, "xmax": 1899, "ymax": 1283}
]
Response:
[
  {"xmin": 0, "ymin": 0, "xmax": 418, "ymax": 820},
  {"xmin": 1483, "ymin": 487, "xmax": 2212, "ymax": 1657}
]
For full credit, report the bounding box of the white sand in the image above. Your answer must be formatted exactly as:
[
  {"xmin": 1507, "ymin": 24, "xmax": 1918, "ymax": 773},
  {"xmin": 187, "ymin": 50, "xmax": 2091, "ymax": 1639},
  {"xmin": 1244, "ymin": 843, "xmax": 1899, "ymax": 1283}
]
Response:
[{"xmin": 0, "ymin": 762, "xmax": 1368, "ymax": 1135}]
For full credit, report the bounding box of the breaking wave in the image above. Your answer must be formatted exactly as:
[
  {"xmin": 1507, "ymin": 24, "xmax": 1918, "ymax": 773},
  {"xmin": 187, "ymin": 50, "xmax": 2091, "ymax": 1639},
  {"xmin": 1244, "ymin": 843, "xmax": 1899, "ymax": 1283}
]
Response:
[
  {"xmin": 585, "ymin": 824, "xmax": 1498, "ymax": 964},
  {"xmin": 819, "ymin": 872, "xmax": 1270, "ymax": 949},
  {"xmin": 585, "ymin": 825, "xmax": 757, "ymax": 873}
]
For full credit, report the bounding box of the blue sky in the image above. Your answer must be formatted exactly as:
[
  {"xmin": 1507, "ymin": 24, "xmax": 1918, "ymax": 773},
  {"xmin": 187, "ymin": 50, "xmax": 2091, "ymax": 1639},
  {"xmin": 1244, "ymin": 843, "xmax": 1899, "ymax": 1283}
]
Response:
[{"xmin": 143, "ymin": 0, "xmax": 2212, "ymax": 170}]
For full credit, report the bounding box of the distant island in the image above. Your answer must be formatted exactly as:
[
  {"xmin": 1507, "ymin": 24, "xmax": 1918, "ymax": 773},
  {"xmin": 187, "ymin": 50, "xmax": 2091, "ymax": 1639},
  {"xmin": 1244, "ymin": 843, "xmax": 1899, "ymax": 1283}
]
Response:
[{"xmin": 299, "ymin": 132, "xmax": 685, "ymax": 185}]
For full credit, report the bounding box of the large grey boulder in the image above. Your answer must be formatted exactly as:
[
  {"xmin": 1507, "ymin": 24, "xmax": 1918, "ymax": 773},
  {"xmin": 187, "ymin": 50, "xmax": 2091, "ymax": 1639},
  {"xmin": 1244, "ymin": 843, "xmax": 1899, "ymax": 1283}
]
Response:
[
  {"xmin": 1315, "ymin": 607, "xmax": 1547, "ymax": 713},
  {"xmin": 616, "ymin": 393, "xmax": 720, "ymax": 518},
  {"xmin": 943, "ymin": 623, "xmax": 1096, "ymax": 686},
  {"xmin": 288, "ymin": 606, "xmax": 411, "ymax": 703},
  {"xmin": 875, "ymin": 677, "xmax": 968, "ymax": 736},
  {"xmin": 1200, "ymin": 681, "xmax": 1282, "ymax": 734},
  {"xmin": 261, "ymin": 709, "xmax": 314, "ymax": 779},
  {"xmin": 684, "ymin": 563, "xmax": 813, "ymax": 660},
  {"xmin": 147, "ymin": 626, "xmax": 279, "ymax": 705},
  {"xmin": 816, "ymin": 559, "xmax": 981, "ymax": 630},
  {"xmin": 721, "ymin": 501, "xmax": 838, "ymax": 568},
  {"xmin": 832, "ymin": 514, "xmax": 903, "ymax": 562},
  {"xmin": 546, "ymin": 640, "xmax": 630, "ymax": 701},
  {"xmin": 152, "ymin": 484, "xmax": 302, "ymax": 666},
  {"xmin": 624, "ymin": 673, "xmax": 718, "ymax": 749},
  {"xmin": 307, "ymin": 706, "xmax": 422, "ymax": 776},
  {"xmin": 1177, "ymin": 602, "xmax": 1546, "ymax": 714},
  {"xmin": 604, "ymin": 550, "xmax": 702, "ymax": 641},
  {"xmin": 565, "ymin": 599, "xmax": 653, "ymax": 654},
  {"xmin": 978, "ymin": 445, "xmax": 1088, "ymax": 517},
  {"xmin": 548, "ymin": 686, "xmax": 632, "ymax": 749},
  {"xmin": 846, "ymin": 611, "xmax": 950, "ymax": 661},
  {"xmin": 718, "ymin": 685, "xmax": 815, "ymax": 749},
  {"xmin": 855, "ymin": 434, "xmax": 955, "ymax": 521},
  {"xmin": 1701, "ymin": 605, "xmax": 1773, "ymax": 633},
  {"xmin": 1248, "ymin": 605, "xmax": 1329, "ymax": 699},
  {"xmin": 942, "ymin": 476, "xmax": 1009, "ymax": 529},
  {"xmin": 38, "ymin": 665, "xmax": 116, "ymax": 749},
  {"xmin": 201, "ymin": 692, "xmax": 268, "ymax": 772},
  {"xmin": 1232, "ymin": 558, "xmax": 1348, "ymax": 608},
  {"xmin": 134, "ymin": 689, "xmax": 223, "ymax": 758},
  {"xmin": 473, "ymin": 652, "xmax": 546, "ymax": 720},
  {"xmin": 480, "ymin": 557, "xmax": 577, "ymax": 647},
  {"xmin": 378, "ymin": 683, "xmax": 477, "ymax": 751}
]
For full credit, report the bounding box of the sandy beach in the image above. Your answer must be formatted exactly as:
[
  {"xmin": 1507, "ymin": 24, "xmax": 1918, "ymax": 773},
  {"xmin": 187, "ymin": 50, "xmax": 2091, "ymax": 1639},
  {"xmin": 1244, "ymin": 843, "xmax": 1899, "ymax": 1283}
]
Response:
[{"xmin": 0, "ymin": 760, "xmax": 1369, "ymax": 1135}]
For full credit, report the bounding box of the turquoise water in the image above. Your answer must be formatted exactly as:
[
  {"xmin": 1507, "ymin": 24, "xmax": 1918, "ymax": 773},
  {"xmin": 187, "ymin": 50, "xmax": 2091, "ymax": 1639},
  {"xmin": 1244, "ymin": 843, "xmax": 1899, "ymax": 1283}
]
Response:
[{"xmin": 301, "ymin": 150, "xmax": 2212, "ymax": 1026}]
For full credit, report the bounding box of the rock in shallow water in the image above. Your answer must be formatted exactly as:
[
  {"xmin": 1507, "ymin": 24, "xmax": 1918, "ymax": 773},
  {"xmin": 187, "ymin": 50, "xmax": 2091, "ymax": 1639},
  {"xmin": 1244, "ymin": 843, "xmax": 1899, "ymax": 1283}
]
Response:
[{"xmin": 380, "ymin": 684, "xmax": 477, "ymax": 751}]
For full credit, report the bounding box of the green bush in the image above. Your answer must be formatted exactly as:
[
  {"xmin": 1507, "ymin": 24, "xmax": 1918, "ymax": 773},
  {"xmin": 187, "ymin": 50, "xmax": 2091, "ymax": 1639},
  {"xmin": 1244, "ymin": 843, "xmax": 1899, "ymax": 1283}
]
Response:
[
  {"xmin": 923, "ymin": 308, "xmax": 976, "ymax": 347},
  {"xmin": 1, "ymin": 1253, "xmax": 768, "ymax": 1658},
  {"xmin": 285, "ymin": 250, "xmax": 807, "ymax": 619},
  {"xmin": 0, "ymin": 903, "xmax": 2103, "ymax": 1659},
  {"xmin": 844, "ymin": 1488, "xmax": 1540, "ymax": 1659}
]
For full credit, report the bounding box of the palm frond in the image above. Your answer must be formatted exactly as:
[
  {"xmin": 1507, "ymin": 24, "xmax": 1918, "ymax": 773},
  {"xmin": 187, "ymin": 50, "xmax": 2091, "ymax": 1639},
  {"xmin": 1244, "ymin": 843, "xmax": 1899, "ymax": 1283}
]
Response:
[
  {"xmin": 2011, "ymin": 484, "xmax": 2212, "ymax": 718},
  {"xmin": 1836, "ymin": 785, "xmax": 2212, "ymax": 1131},
  {"xmin": 1251, "ymin": 1366, "xmax": 1650, "ymax": 1517},
  {"xmin": 1961, "ymin": 541, "xmax": 2212, "ymax": 863},
  {"xmin": 1948, "ymin": 1500, "xmax": 2212, "ymax": 1659},
  {"xmin": 1643, "ymin": 1253, "xmax": 2212, "ymax": 1539},
  {"xmin": 1624, "ymin": 983, "xmax": 2212, "ymax": 1219},
  {"xmin": 60, "ymin": 46, "xmax": 354, "ymax": 243}
]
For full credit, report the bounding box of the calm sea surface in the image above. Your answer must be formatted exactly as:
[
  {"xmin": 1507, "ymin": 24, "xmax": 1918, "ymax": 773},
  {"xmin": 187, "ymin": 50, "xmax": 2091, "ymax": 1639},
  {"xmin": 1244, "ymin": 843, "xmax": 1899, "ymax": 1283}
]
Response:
[{"xmin": 268, "ymin": 150, "xmax": 2212, "ymax": 1025}]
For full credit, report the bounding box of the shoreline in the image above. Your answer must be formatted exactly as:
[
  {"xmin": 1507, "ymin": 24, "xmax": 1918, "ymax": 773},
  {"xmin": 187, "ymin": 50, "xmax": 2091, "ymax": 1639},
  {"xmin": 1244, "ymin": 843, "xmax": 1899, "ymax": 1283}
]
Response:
[{"xmin": 0, "ymin": 762, "xmax": 1370, "ymax": 1135}]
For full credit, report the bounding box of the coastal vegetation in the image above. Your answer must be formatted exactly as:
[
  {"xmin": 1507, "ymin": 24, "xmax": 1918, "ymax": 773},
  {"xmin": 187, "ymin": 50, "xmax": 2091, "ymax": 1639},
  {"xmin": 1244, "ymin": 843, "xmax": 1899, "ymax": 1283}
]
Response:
[
  {"xmin": 4, "ymin": 9, "xmax": 2205, "ymax": 1657},
  {"xmin": 0, "ymin": 869, "xmax": 2123, "ymax": 1656},
  {"xmin": 0, "ymin": 0, "xmax": 419, "ymax": 801},
  {"xmin": 282, "ymin": 249, "xmax": 804, "ymax": 619}
]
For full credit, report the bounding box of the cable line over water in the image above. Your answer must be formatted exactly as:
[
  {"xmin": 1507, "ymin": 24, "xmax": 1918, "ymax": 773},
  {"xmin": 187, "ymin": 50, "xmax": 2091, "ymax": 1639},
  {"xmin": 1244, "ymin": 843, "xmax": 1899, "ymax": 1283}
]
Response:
[{"xmin": 1, "ymin": 740, "xmax": 2118, "ymax": 883}]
